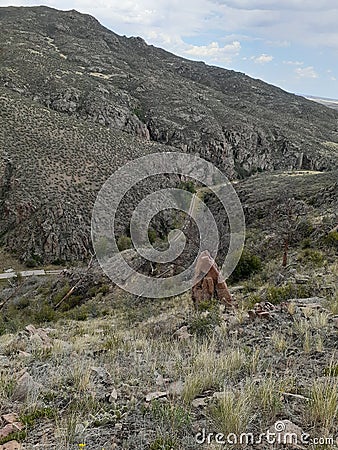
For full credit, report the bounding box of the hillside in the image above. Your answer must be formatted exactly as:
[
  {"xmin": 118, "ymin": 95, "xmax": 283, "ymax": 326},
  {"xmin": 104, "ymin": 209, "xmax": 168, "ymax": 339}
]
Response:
[{"xmin": 1, "ymin": 6, "xmax": 338, "ymax": 264}]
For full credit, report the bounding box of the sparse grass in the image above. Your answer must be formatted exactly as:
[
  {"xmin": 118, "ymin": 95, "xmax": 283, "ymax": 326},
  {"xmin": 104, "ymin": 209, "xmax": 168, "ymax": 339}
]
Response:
[
  {"xmin": 55, "ymin": 412, "xmax": 79, "ymax": 448},
  {"xmin": 310, "ymin": 310, "xmax": 330, "ymax": 329},
  {"xmin": 293, "ymin": 317, "xmax": 311, "ymax": 335},
  {"xmin": 303, "ymin": 330, "xmax": 312, "ymax": 353},
  {"xmin": 210, "ymin": 388, "xmax": 253, "ymax": 438},
  {"xmin": 182, "ymin": 343, "xmax": 247, "ymax": 403},
  {"xmin": 69, "ymin": 363, "xmax": 93, "ymax": 393},
  {"xmin": 271, "ymin": 331, "xmax": 288, "ymax": 352},
  {"xmin": 0, "ymin": 244, "xmax": 337, "ymax": 449},
  {"xmin": 314, "ymin": 334, "xmax": 324, "ymax": 353},
  {"xmin": 149, "ymin": 400, "xmax": 191, "ymax": 433},
  {"xmin": 326, "ymin": 290, "xmax": 338, "ymax": 315},
  {"xmin": 251, "ymin": 376, "xmax": 283, "ymax": 419},
  {"xmin": 149, "ymin": 435, "xmax": 178, "ymax": 450},
  {"xmin": 307, "ymin": 377, "xmax": 338, "ymax": 431},
  {"xmin": 0, "ymin": 371, "xmax": 15, "ymax": 408},
  {"xmin": 189, "ymin": 307, "xmax": 222, "ymax": 337}
]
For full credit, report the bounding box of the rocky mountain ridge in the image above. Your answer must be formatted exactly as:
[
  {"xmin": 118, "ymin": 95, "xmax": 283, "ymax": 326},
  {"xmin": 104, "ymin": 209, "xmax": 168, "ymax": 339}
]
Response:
[
  {"xmin": 2, "ymin": 6, "xmax": 338, "ymax": 175},
  {"xmin": 0, "ymin": 6, "xmax": 338, "ymax": 263}
]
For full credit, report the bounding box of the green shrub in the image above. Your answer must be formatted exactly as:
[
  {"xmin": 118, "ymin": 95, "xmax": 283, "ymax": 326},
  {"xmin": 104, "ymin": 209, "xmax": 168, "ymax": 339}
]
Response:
[
  {"xmin": 300, "ymin": 238, "xmax": 312, "ymax": 249},
  {"xmin": 51, "ymin": 258, "xmax": 66, "ymax": 266},
  {"xmin": 189, "ymin": 303, "xmax": 222, "ymax": 337},
  {"xmin": 265, "ymin": 283, "xmax": 310, "ymax": 304},
  {"xmin": 58, "ymin": 295, "xmax": 83, "ymax": 312},
  {"xmin": 324, "ymin": 231, "xmax": 338, "ymax": 249},
  {"xmin": 117, "ymin": 235, "xmax": 132, "ymax": 251},
  {"xmin": 0, "ymin": 431, "xmax": 26, "ymax": 446},
  {"xmin": 133, "ymin": 106, "xmax": 145, "ymax": 122},
  {"xmin": 229, "ymin": 250, "xmax": 262, "ymax": 283},
  {"xmin": 34, "ymin": 302, "xmax": 56, "ymax": 322},
  {"xmin": 53, "ymin": 283, "xmax": 70, "ymax": 305},
  {"xmin": 246, "ymin": 293, "xmax": 261, "ymax": 308},
  {"xmin": 148, "ymin": 228, "xmax": 157, "ymax": 244},
  {"xmin": 150, "ymin": 401, "xmax": 191, "ymax": 431},
  {"xmin": 99, "ymin": 284, "xmax": 110, "ymax": 295},
  {"xmin": 15, "ymin": 297, "xmax": 30, "ymax": 310},
  {"xmin": 296, "ymin": 220, "xmax": 315, "ymax": 240},
  {"xmin": 178, "ymin": 180, "xmax": 196, "ymax": 193},
  {"xmin": 25, "ymin": 253, "xmax": 43, "ymax": 267},
  {"xmin": 149, "ymin": 436, "xmax": 178, "ymax": 450},
  {"xmin": 298, "ymin": 249, "xmax": 325, "ymax": 266},
  {"xmin": 196, "ymin": 298, "xmax": 219, "ymax": 312},
  {"xmin": 88, "ymin": 283, "xmax": 110, "ymax": 298},
  {"xmin": 20, "ymin": 407, "xmax": 55, "ymax": 427}
]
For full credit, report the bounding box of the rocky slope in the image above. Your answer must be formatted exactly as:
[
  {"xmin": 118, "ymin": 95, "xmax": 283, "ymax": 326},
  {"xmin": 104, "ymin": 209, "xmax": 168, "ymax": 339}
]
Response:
[{"xmin": 1, "ymin": 6, "xmax": 338, "ymax": 263}]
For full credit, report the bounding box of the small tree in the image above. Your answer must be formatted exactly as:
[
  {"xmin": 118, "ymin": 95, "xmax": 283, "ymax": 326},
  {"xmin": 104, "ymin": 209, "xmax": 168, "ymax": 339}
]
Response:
[{"xmin": 271, "ymin": 196, "xmax": 309, "ymax": 267}]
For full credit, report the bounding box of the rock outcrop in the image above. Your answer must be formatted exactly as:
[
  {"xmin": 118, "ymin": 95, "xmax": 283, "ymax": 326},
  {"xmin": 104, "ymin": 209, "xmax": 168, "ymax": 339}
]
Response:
[{"xmin": 192, "ymin": 250, "xmax": 232, "ymax": 308}]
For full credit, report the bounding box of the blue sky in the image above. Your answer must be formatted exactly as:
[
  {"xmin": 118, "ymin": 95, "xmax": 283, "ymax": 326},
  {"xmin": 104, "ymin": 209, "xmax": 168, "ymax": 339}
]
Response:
[{"xmin": 1, "ymin": 0, "xmax": 338, "ymax": 98}]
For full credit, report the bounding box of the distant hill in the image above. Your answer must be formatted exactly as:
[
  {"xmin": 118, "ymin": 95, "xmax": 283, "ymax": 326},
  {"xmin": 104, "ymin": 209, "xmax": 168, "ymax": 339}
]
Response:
[{"xmin": 1, "ymin": 6, "xmax": 338, "ymax": 264}]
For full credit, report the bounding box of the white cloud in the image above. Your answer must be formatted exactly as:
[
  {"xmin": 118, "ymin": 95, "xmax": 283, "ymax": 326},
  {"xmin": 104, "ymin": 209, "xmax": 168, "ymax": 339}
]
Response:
[
  {"xmin": 251, "ymin": 53, "xmax": 273, "ymax": 63},
  {"xmin": 184, "ymin": 40, "xmax": 241, "ymax": 63},
  {"xmin": 3, "ymin": 0, "xmax": 338, "ymax": 52},
  {"xmin": 215, "ymin": 0, "xmax": 338, "ymax": 11},
  {"xmin": 211, "ymin": 1, "xmax": 338, "ymax": 50},
  {"xmin": 141, "ymin": 31, "xmax": 241, "ymax": 64},
  {"xmin": 295, "ymin": 66, "xmax": 319, "ymax": 79}
]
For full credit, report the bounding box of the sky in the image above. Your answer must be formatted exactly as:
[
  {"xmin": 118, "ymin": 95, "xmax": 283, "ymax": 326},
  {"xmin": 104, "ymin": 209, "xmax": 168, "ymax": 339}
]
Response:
[{"xmin": 1, "ymin": 0, "xmax": 338, "ymax": 98}]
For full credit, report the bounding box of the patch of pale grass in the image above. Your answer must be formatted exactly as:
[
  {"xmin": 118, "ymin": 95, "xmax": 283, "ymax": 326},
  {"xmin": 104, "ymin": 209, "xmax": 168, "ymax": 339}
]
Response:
[
  {"xmin": 302, "ymin": 306, "xmax": 314, "ymax": 319},
  {"xmin": 271, "ymin": 331, "xmax": 288, "ymax": 352},
  {"xmin": 326, "ymin": 290, "xmax": 338, "ymax": 315},
  {"xmin": 182, "ymin": 341, "xmax": 247, "ymax": 403},
  {"xmin": 233, "ymin": 305, "xmax": 247, "ymax": 324},
  {"xmin": 303, "ymin": 330, "xmax": 312, "ymax": 353},
  {"xmin": 249, "ymin": 347, "xmax": 260, "ymax": 375},
  {"xmin": 279, "ymin": 375, "xmax": 297, "ymax": 394},
  {"xmin": 210, "ymin": 388, "xmax": 253, "ymax": 438},
  {"xmin": 69, "ymin": 362, "xmax": 92, "ymax": 393},
  {"xmin": 310, "ymin": 311, "xmax": 330, "ymax": 329},
  {"xmin": 293, "ymin": 317, "xmax": 310, "ymax": 335},
  {"xmin": 251, "ymin": 376, "xmax": 282, "ymax": 418},
  {"xmin": 0, "ymin": 370, "xmax": 15, "ymax": 409},
  {"xmin": 314, "ymin": 334, "xmax": 324, "ymax": 352},
  {"xmin": 55, "ymin": 412, "xmax": 80, "ymax": 448},
  {"xmin": 307, "ymin": 377, "xmax": 338, "ymax": 431},
  {"xmin": 287, "ymin": 302, "xmax": 296, "ymax": 315}
]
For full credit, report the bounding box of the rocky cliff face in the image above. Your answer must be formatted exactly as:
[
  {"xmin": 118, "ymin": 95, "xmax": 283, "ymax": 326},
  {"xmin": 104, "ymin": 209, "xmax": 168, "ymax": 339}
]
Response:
[
  {"xmin": 2, "ymin": 6, "xmax": 338, "ymax": 176},
  {"xmin": 1, "ymin": 6, "xmax": 338, "ymax": 263}
]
